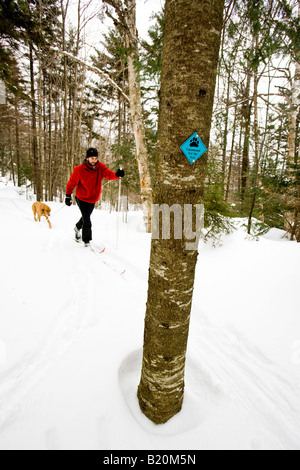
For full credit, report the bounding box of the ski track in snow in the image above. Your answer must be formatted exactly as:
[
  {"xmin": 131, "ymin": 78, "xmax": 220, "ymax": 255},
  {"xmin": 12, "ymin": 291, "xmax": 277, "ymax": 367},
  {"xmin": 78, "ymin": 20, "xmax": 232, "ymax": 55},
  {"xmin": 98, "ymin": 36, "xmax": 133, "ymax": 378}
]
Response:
[
  {"xmin": 188, "ymin": 312, "xmax": 300, "ymax": 450},
  {"xmin": 0, "ymin": 188, "xmax": 143, "ymax": 438},
  {"xmin": 0, "ymin": 213, "xmax": 108, "ymax": 431},
  {"xmin": 0, "ymin": 185, "xmax": 299, "ymax": 449}
]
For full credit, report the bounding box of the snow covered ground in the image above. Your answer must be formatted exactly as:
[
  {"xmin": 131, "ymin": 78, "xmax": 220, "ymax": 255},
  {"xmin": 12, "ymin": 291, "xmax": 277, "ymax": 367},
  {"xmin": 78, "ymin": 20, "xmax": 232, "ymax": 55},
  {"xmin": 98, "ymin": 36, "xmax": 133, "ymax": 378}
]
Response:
[{"xmin": 0, "ymin": 181, "xmax": 299, "ymax": 450}]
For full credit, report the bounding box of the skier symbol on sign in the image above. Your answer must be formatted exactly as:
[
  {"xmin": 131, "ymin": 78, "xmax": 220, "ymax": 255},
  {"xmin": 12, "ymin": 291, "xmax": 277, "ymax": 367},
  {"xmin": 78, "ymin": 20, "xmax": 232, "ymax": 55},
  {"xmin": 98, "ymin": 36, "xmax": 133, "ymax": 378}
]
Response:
[{"xmin": 180, "ymin": 132, "xmax": 207, "ymax": 165}]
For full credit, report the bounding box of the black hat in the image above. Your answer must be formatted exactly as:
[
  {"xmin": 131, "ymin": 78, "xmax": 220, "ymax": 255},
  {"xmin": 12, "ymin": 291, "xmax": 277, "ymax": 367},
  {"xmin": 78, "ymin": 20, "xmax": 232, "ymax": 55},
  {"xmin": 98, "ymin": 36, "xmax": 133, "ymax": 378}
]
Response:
[{"xmin": 86, "ymin": 148, "xmax": 98, "ymax": 158}]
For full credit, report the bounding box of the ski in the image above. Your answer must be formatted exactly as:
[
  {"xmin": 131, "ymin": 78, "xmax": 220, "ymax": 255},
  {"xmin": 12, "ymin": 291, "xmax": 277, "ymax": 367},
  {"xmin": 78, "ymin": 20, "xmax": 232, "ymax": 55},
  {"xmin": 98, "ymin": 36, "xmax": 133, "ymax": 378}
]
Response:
[
  {"xmin": 91, "ymin": 244, "xmax": 126, "ymax": 277},
  {"xmin": 75, "ymin": 239, "xmax": 126, "ymax": 277},
  {"xmin": 90, "ymin": 243, "xmax": 126, "ymax": 277}
]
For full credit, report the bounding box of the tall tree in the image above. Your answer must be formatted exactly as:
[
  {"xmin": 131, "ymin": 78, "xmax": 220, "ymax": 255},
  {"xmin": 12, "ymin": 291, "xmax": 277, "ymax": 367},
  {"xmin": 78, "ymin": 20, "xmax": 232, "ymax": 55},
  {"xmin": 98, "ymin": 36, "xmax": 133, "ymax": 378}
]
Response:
[
  {"xmin": 29, "ymin": 42, "xmax": 42, "ymax": 200},
  {"xmin": 285, "ymin": 0, "xmax": 300, "ymax": 240},
  {"xmin": 137, "ymin": 0, "xmax": 225, "ymax": 424},
  {"xmin": 0, "ymin": 0, "xmax": 35, "ymax": 94},
  {"xmin": 104, "ymin": 0, "xmax": 153, "ymax": 231}
]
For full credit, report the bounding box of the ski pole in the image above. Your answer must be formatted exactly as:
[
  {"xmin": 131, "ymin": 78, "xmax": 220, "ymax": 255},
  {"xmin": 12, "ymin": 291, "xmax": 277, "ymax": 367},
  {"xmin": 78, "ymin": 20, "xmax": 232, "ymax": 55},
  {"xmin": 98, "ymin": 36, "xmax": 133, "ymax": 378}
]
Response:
[
  {"xmin": 118, "ymin": 166, "xmax": 122, "ymax": 212},
  {"xmin": 116, "ymin": 166, "xmax": 122, "ymax": 249}
]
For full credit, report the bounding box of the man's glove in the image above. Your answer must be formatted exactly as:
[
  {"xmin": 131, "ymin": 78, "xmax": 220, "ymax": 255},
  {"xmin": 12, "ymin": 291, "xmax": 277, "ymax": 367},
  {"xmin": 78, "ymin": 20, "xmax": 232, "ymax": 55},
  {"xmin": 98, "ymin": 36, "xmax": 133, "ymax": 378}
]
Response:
[
  {"xmin": 65, "ymin": 195, "xmax": 72, "ymax": 206},
  {"xmin": 116, "ymin": 169, "xmax": 125, "ymax": 178}
]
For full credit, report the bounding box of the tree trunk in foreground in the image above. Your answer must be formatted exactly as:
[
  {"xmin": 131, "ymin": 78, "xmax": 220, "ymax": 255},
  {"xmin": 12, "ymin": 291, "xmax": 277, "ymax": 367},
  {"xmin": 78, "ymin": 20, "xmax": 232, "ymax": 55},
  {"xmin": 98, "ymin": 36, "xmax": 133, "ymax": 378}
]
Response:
[{"xmin": 137, "ymin": 0, "xmax": 224, "ymax": 425}]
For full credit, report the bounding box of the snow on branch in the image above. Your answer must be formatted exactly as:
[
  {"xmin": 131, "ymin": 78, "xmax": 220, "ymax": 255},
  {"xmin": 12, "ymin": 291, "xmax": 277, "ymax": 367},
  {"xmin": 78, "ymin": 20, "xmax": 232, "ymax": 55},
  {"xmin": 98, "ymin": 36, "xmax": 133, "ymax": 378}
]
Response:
[{"xmin": 50, "ymin": 46, "xmax": 130, "ymax": 103}]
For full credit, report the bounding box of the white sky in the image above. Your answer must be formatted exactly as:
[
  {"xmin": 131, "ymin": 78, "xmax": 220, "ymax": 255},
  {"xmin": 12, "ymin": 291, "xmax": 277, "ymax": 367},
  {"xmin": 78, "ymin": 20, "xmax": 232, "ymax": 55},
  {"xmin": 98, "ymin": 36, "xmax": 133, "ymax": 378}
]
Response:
[
  {"xmin": 66, "ymin": 0, "xmax": 165, "ymax": 59},
  {"xmin": 64, "ymin": 0, "xmax": 295, "ymax": 153},
  {"xmin": 63, "ymin": 0, "xmax": 165, "ymax": 143},
  {"xmin": 136, "ymin": 0, "xmax": 165, "ymax": 39}
]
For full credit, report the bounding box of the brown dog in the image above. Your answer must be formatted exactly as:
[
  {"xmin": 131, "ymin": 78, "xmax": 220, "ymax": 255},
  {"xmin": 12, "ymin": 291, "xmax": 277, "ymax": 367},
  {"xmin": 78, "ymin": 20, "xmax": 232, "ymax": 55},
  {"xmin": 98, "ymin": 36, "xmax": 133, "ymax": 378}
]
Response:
[{"xmin": 32, "ymin": 201, "xmax": 52, "ymax": 229}]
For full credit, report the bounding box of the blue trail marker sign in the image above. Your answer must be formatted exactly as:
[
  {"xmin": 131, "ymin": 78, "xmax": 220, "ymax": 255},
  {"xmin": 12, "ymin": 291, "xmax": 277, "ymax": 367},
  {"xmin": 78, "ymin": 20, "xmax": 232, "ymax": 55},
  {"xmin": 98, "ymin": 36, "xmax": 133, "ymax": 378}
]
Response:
[{"xmin": 180, "ymin": 132, "xmax": 207, "ymax": 165}]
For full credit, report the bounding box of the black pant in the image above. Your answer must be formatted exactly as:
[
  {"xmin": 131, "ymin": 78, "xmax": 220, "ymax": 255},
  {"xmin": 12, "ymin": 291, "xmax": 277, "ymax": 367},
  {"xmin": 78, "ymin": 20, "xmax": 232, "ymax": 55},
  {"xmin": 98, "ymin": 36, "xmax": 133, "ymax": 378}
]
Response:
[{"xmin": 75, "ymin": 197, "xmax": 95, "ymax": 243}]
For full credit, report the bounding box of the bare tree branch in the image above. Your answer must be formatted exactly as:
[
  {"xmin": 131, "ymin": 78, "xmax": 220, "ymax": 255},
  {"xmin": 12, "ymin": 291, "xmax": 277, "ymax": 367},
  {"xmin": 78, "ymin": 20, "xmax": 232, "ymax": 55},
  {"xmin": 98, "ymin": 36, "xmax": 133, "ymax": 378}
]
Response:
[{"xmin": 49, "ymin": 46, "xmax": 130, "ymax": 103}]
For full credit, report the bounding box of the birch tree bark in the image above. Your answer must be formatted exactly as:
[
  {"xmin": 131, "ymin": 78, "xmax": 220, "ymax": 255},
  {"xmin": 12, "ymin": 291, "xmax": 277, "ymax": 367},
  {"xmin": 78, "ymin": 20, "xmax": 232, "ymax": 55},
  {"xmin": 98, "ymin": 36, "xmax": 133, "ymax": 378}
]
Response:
[
  {"xmin": 69, "ymin": 0, "xmax": 81, "ymax": 172},
  {"xmin": 104, "ymin": 0, "xmax": 153, "ymax": 231},
  {"xmin": 287, "ymin": 65, "xmax": 300, "ymax": 165},
  {"xmin": 137, "ymin": 0, "xmax": 225, "ymax": 425},
  {"xmin": 288, "ymin": 63, "xmax": 300, "ymax": 241},
  {"xmin": 60, "ymin": 0, "xmax": 70, "ymax": 178},
  {"xmin": 286, "ymin": 0, "xmax": 300, "ymax": 241}
]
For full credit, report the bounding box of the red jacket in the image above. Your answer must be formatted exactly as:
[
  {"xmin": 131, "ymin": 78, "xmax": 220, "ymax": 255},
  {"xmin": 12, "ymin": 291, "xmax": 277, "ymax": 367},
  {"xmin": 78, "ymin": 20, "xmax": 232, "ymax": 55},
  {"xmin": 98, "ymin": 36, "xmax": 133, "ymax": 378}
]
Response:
[{"xmin": 66, "ymin": 160, "xmax": 119, "ymax": 204}]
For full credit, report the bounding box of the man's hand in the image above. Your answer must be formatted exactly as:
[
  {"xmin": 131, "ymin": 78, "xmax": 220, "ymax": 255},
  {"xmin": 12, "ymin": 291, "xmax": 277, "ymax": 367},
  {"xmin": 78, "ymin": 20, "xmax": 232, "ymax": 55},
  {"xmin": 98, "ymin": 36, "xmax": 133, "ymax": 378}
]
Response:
[
  {"xmin": 116, "ymin": 169, "xmax": 125, "ymax": 178},
  {"xmin": 65, "ymin": 195, "xmax": 72, "ymax": 206}
]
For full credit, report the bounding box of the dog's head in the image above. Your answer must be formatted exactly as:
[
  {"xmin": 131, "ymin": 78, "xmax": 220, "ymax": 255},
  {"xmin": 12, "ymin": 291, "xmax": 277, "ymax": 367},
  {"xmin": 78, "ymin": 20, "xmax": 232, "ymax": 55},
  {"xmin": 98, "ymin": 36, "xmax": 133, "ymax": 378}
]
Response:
[{"xmin": 41, "ymin": 205, "xmax": 51, "ymax": 216}]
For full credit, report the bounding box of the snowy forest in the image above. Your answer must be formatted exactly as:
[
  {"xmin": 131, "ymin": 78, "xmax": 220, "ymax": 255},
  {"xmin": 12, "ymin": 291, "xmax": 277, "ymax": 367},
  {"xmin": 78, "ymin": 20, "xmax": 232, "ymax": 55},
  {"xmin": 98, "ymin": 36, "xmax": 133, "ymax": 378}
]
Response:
[
  {"xmin": 0, "ymin": 0, "xmax": 299, "ymax": 239},
  {"xmin": 0, "ymin": 0, "xmax": 300, "ymax": 452}
]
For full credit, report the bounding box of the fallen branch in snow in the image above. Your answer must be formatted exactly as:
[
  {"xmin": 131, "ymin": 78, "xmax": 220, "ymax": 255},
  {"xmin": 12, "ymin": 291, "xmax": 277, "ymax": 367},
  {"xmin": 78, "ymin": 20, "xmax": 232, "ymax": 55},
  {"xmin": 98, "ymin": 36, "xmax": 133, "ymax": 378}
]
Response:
[{"xmin": 49, "ymin": 46, "xmax": 130, "ymax": 104}]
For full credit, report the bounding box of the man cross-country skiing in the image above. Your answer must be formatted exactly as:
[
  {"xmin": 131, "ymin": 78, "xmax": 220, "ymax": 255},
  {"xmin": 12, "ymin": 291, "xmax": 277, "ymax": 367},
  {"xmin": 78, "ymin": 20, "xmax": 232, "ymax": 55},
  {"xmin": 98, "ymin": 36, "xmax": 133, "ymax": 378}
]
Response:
[{"xmin": 65, "ymin": 148, "xmax": 125, "ymax": 246}]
